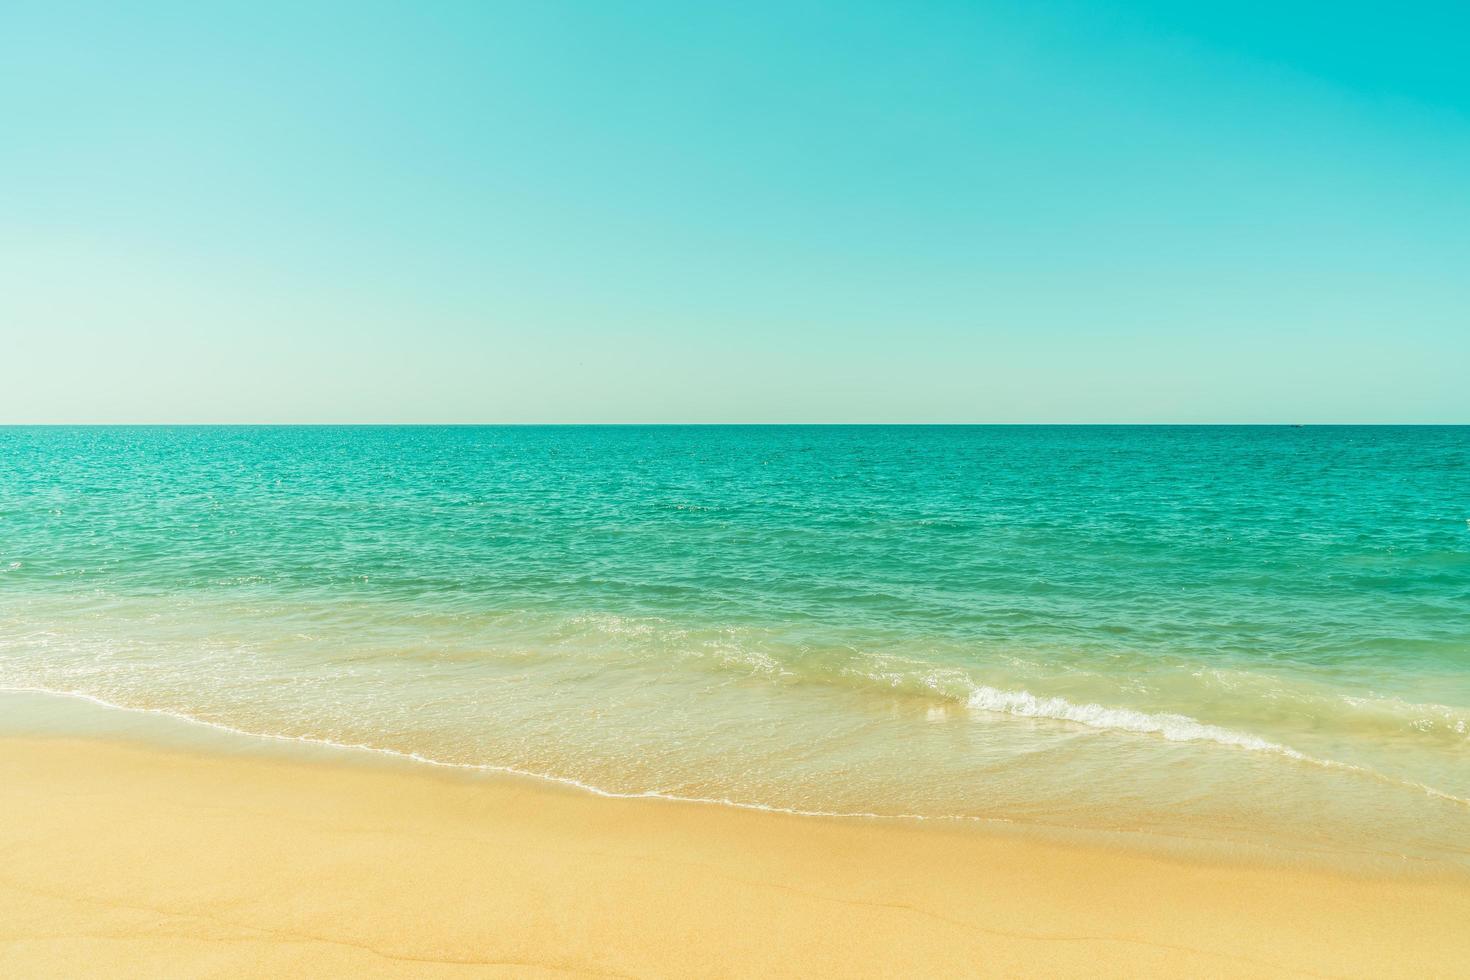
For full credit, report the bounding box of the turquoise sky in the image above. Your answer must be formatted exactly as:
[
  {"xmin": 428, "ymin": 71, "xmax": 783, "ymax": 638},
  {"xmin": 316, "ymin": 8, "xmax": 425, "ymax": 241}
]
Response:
[{"xmin": 3, "ymin": 1, "xmax": 1467, "ymax": 423}]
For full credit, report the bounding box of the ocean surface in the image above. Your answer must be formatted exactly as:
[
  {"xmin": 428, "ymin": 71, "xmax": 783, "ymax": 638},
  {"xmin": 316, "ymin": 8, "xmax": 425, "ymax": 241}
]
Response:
[{"xmin": 2, "ymin": 426, "xmax": 1467, "ymax": 867}]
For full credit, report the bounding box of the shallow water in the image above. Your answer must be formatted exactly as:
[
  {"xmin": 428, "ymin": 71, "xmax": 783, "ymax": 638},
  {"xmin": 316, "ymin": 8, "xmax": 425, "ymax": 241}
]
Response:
[{"xmin": 2, "ymin": 426, "xmax": 1467, "ymax": 866}]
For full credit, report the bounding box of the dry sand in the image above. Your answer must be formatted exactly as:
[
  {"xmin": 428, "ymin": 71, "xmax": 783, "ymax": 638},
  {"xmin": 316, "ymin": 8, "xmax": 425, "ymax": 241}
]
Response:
[{"xmin": 2, "ymin": 734, "xmax": 1468, "ymax": 978}]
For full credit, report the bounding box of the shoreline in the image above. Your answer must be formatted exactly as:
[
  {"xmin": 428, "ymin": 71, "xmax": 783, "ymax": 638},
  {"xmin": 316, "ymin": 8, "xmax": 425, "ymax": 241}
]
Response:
[
  {"xmin": 3, "ymin": 708, "xmax": 1469, "ymax": 976},
  {"xmin": 5, "ymin": 686, "xmax": 1462, "ymax": 877},
  {"xmin": 0, "ymin": 685, "xmax": 975, "ymax": 823}
]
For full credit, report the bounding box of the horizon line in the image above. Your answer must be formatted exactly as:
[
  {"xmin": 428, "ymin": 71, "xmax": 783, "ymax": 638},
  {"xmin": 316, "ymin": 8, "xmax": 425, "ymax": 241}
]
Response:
[{"xmin": 3, "ymin": 422, "xmax": 1467, "ymax": 428}]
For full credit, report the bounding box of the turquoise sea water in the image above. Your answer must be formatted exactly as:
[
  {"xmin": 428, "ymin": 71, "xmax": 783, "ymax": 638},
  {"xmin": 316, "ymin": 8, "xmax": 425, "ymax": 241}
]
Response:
[{"xmin": 2, "ymin": 426, "xmax": 1467, "ymax": 867}]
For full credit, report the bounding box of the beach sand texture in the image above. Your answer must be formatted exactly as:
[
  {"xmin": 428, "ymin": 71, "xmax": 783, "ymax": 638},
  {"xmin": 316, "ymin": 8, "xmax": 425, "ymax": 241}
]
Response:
[{"xmin": 3, "ymin": 733, "xmax": 1468, "ymax": 979}]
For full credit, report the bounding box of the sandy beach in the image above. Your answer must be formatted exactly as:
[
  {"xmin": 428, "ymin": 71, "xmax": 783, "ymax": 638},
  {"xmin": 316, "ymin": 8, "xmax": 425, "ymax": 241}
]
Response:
[
  {"xmin": 2, "ymin": 731, "xmax": 1468, "ymax": 978},
  {"xmin": 8, "ymin": 0, "xmax": 1467, "ymax": 971}
]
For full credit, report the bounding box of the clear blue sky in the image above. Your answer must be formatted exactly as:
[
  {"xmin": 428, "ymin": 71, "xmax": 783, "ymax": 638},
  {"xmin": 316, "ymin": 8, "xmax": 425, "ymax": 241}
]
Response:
[{"xmin": 3, "ymin": 1, "xmax": 1467, "ymax": 422}]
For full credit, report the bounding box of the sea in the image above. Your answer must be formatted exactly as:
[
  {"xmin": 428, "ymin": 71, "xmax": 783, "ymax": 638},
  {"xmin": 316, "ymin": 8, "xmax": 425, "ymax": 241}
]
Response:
[{"xmin": 2, "ymin": 425, "xmax": 1467, "ymax": 869}]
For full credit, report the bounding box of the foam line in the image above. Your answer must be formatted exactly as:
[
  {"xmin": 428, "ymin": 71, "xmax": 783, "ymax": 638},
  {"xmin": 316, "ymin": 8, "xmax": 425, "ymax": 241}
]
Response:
[
  {"xmin": 0, "ymin": 685, "xmax": 971, "ymax": 823},
  {"xmin": 4, "ymin": 682, "xmax": 1465, "ymax": 817},
  {"xmin": 963, "ymin": 683, "xmax": 1470, "ymax": 807}
]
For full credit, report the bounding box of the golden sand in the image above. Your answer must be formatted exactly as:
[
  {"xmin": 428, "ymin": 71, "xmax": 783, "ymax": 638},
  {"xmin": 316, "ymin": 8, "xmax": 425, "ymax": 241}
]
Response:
[{"xmin": 1, "ymin": 735, "xmax": 1467, "ymax": 978}]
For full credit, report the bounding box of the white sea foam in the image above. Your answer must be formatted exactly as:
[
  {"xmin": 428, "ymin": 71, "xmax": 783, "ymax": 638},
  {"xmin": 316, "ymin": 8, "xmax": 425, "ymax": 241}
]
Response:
[
  {"xmin": 4, "ymin": 681, "xmax": 1466, "ymax": 821},
  {"xmin": 963, "ymin": 683, "xmax": 1470, "ymax": 807},
  {"xmin": 965, "ymin": 684, "xmax": 1302, "ymax": 756}
]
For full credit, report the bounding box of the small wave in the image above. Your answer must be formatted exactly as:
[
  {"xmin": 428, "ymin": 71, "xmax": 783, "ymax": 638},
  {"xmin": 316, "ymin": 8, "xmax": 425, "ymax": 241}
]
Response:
[
  {"xmin": 966, "ymin": 684, "xmax": 1300, "ymax": 755},
  {"xmin": 1337, "ymin": 694, "xmax": 1470, "ymax": 739},
  {"xmin": 963, "ymin": 683, "xmax": 1470, "ymax": 808}
]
